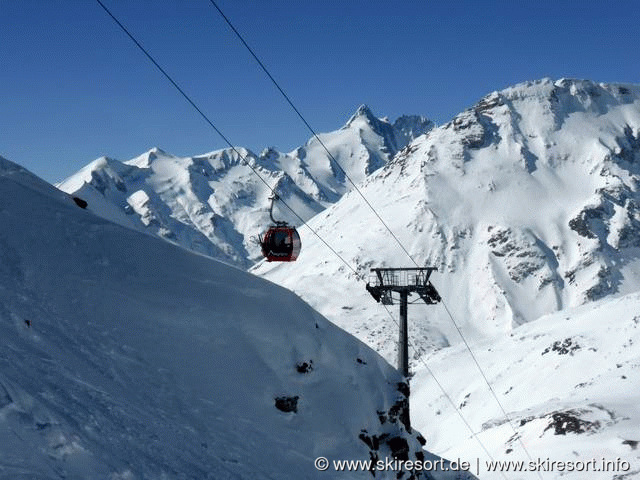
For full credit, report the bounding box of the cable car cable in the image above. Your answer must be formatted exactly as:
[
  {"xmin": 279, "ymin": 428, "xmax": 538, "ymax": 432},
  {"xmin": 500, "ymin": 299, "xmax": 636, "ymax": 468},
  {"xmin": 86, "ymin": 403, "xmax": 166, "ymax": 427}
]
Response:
[
  {"xmin": 380, "ymin": 303, "xmax": 507, "ymax": 479},
  {"xmin": 93, "ymin": 2, "xmax": 528, "ymax": 472},
  {"xmin": 438, "ymin": 296, "xmax": 543, "ymax": 479},
  {"xmin": 207, "ymin": 0, "xmax": 416, "ymax": 265},
  {"xmin": 94, "ymin": 2, "xmax": 497, "ymax": 463},
  {"xmin": 94, "ymin": 0, "xmax": 360, "ymax": 279},
  {"xmin": 205, "ymin": 2, "xmax": 541, "ymax": 474}
]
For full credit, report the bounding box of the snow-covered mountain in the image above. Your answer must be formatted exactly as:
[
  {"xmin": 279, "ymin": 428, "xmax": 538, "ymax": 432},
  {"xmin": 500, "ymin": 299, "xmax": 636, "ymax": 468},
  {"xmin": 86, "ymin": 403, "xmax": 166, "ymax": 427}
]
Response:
[
  {"xmin": 57, "ymin": 107, "xmax": 433, "ymax": 268},
  {"xmin": 255, "ymin": 78, "xmax": 640, "ymax": 362},
  {"xmin": 0, "ymin": 155, "xmax": 468, "ymax": 479},
  {"xmin": 252, "ymin": 78, "xmax": 640, "ymax": 478}
]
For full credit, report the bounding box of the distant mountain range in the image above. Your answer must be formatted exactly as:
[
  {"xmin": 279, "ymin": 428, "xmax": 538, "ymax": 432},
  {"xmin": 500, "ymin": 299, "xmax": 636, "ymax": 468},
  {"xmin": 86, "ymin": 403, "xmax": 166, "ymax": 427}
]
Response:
[
  {"xmin": 58, "ymin": 78, "xmax": 640, "ymax": 362},
  {"xmin": 58, "ymin": 106, "xmax": 433, "ymax": 268}
]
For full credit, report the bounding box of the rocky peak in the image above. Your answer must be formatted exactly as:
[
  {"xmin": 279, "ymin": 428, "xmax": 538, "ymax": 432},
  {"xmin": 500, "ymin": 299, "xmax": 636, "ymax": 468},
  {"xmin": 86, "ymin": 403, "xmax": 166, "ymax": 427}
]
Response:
[
  {"xmin": 346, "ymin": 104, "xmax": 378, "ymax": 126},
  {"xmin": 393, "ymin": 115, "xmax": 435, "ymax": 149}
]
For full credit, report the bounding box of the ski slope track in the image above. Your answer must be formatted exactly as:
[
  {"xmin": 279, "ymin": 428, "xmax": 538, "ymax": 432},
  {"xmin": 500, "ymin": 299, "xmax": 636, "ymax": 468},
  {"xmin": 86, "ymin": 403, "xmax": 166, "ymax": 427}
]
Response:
[
  {"xmin": 58, "ymin": 107, "xmax": 433, "ymax": 269},
  {"xmin": 0, "ymin": 157, "xmax": 468, "ymax": 479}
]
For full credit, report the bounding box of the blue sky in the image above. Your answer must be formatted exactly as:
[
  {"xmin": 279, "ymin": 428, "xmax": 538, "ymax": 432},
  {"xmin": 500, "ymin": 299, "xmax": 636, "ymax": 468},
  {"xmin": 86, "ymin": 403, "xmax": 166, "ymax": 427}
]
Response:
[{"xmin": 1, "ymin": 0, "xmax": 639, "ymax": 183}]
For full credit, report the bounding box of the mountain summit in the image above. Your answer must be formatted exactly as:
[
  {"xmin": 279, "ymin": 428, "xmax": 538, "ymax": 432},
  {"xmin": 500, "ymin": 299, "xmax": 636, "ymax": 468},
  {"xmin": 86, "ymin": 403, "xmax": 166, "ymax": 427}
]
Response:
[
  {"xmin": 346, "ymin": 104, "xmax": 379, "ymax": 125},
  {"xmin": 58, "ymin": 107, "xmax": 433, "ymax": 267}
]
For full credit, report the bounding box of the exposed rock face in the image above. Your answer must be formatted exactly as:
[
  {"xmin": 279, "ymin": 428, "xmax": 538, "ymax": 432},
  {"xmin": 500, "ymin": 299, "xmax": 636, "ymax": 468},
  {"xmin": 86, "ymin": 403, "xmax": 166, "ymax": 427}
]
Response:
[
  {"xmin": 274, "ymin": 395, "xmax": 299, "ymax": 413},
  {"xmin": 543, "ymin": 411, "xmax": 601, "ymax": 436},
  {"xmin": 357, "ymin": 382, "xmax": 468, "ymax": 479}
]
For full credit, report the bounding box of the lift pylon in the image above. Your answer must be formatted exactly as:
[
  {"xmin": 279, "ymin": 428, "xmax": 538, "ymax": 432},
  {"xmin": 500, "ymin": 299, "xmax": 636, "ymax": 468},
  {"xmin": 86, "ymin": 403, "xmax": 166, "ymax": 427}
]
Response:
[{"xmin": 365, "ymin": 267, "xmax": 441, "ymax": 377}]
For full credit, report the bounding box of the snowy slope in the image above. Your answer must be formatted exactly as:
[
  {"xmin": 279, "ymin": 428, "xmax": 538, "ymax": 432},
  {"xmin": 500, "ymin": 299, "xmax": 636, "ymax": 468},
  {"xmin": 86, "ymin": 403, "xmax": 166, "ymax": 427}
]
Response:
[
  {"xmin": 57, "ymin": 107, "xmax": 433, "ymax": 268},
  {"xmin": 412, "ymin": 292, "xmax": 640, "ymax": 479},
  {"xmin": 0, "ymin": 156, "xmax": 468, "ymax": 479},
  {"xmin": 254, "ymin": 78, "xmax": 640, "ymax": 364}
]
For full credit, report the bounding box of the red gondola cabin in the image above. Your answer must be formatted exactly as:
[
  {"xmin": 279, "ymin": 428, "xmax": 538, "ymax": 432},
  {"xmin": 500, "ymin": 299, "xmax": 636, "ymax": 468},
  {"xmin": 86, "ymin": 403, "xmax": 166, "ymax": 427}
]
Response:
[{"xmin": 259, "ymin": 225, "xmax": 301, "ymax": 262}]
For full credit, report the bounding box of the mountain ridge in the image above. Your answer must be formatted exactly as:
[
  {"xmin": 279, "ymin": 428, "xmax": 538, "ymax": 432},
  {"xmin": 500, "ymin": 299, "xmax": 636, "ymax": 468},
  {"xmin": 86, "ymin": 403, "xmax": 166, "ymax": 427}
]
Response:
[{"xmin": 58, "ymin": 107, "xmax": 433, "ymax": 267}]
